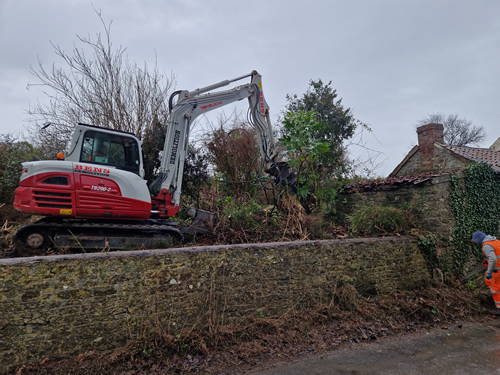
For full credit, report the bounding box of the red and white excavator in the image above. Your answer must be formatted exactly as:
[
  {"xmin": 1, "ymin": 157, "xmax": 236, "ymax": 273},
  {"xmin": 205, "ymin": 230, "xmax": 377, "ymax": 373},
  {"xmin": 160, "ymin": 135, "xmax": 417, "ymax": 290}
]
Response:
[{"xmin": 13, "ymin": 70, "xmax": 295, "ymax": 250}]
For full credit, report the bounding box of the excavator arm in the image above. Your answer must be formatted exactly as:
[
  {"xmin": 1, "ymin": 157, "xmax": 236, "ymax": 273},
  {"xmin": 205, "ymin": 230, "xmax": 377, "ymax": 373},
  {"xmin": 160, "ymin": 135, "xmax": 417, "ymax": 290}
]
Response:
[{"xmin": 149, "ymin": 70, "xmax": 292, "ymax": 216}]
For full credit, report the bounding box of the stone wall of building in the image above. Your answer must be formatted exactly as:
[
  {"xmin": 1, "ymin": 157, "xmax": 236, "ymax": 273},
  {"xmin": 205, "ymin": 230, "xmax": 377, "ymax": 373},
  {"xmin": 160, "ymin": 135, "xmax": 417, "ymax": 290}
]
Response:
[
  {"xmin": 337, "ymin": 173, "xmax": 461, "ymax": 244},
  {"xmin": 394, "ymin": 150, "xmax": 422, "ymax": 176},
  {"xmin": 0, "ymin": 237, "xmax": 429, "ymax": 371},
  {"xmin": 395, "ymin": 147, "xmax": 467, "ymax": 177}
]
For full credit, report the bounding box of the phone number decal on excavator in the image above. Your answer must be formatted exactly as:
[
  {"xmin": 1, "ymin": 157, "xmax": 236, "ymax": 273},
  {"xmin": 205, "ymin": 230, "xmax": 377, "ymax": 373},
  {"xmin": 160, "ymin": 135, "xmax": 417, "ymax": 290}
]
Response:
[{"xmin": 74, "ymin": 164, "xmax": 111, "ymax": 176}]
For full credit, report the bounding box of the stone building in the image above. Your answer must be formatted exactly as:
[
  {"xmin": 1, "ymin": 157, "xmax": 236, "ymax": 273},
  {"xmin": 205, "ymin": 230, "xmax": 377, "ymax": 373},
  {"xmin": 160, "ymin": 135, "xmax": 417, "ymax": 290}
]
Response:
[
  {"xmin": 390, "ymin": 123, "xmax": 500, "ymax": 177},
  {"xmin": 337, "ymin": 123, "xmax": 500, "ymax": 241}
]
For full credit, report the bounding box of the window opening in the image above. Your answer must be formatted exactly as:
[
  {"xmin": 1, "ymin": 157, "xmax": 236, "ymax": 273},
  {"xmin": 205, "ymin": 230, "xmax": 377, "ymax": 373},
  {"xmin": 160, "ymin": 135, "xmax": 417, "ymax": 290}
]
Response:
[{"xmin": 80, "ymin": 130, "xmax": 141, "ymax": 175}]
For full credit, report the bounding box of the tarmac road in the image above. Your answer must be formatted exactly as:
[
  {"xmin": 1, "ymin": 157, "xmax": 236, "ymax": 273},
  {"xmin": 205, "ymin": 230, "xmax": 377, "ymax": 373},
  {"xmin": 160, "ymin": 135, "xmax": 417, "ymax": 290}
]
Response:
[{"xmin": 246, "ymin": 320, "xmax": 500, "ymax": 375}]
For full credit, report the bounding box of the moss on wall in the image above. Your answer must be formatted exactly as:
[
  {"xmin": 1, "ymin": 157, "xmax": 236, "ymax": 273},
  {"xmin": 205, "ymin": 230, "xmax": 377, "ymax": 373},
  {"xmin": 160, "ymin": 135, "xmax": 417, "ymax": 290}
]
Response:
[{"xmin": 0, "ymin": 237, "xmax": 429, "ymax": 371}]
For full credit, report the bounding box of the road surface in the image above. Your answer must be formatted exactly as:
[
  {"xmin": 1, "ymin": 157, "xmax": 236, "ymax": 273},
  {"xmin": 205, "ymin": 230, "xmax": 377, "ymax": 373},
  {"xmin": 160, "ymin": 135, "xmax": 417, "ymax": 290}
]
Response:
[{"xmin": 247, "ymin": 320, "xmax": 500, "ymax": 375}]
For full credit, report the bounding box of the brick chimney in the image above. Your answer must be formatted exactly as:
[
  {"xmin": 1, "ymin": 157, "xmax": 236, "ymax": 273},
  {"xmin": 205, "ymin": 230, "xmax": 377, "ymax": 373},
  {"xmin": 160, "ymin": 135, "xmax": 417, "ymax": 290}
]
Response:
[{"xmin": 417, "ymin": 123, "xmax": 444, "ymax": 171}]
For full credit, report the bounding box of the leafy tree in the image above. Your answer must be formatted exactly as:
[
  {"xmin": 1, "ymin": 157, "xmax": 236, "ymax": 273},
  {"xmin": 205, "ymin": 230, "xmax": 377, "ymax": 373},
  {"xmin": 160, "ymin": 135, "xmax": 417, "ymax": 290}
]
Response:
[
  {"xmin": 280, "ymin": 111, "xmax": 329, "ymax": 198},
  {"xmin": 0, "ymin": 135, "xmax": 39, "ymax": 204},
  {"xmin": 284, "ymin": 79, "xmax": 357, "ymax": 177},
  {"xmin": 417, "ymin": 113, "xmax": 486, "ymax": 146},
  {"xmin": 27, "ymin": 11, "xmax": 175, "ymax": 180}
]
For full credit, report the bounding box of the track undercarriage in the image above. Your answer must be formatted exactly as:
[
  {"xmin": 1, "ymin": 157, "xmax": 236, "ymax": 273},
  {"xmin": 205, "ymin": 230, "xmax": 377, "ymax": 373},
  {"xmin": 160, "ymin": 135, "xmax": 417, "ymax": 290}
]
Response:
[
  {"xmin": 13, "ymin": 209, "xmax": 213, "ymax": 255},
  {"xmin": 14, "ymin": 217, "xmax": 184, "ymax": 254}
]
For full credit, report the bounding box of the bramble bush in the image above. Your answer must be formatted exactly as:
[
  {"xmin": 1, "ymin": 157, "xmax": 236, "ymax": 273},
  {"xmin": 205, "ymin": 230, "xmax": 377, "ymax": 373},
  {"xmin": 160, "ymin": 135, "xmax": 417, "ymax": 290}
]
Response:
[{"xmin": 205, "ymin": 124, "xmax": 261, "ymax": 199}]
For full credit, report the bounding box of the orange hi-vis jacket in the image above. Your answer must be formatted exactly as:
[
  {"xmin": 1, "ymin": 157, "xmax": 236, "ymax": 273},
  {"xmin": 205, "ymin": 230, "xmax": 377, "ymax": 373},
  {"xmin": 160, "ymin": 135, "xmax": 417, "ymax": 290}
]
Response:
[
  {"xmin": 482, "ymin": 239, "xmax": 500, "ymax": 310},
  {"xmin": 482, "ymin": 239, "xmax": 500, "ymax": 272}
]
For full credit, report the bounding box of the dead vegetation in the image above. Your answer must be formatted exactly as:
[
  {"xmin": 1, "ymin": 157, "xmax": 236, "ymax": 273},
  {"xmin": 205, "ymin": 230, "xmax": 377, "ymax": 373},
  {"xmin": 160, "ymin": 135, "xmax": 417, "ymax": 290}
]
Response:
[{"xmin": 4, "ymin": 283, "xmax": 493, "ymax": 375}]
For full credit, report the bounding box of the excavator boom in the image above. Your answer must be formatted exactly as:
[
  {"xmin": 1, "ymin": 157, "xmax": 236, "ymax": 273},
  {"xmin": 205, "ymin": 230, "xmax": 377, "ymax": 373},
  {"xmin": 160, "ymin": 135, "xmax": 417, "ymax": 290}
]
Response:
[{"xmin": 150, "ymin": 70, "xmax": 280, "ymax": 208}]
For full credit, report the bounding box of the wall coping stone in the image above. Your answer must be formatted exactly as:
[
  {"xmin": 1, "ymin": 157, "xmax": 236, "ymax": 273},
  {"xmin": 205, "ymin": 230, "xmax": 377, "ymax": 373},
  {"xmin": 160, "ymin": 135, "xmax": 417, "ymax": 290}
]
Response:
[{"xmin": 0, "ymin": 236, "xmax": 406, "ymax": 266}]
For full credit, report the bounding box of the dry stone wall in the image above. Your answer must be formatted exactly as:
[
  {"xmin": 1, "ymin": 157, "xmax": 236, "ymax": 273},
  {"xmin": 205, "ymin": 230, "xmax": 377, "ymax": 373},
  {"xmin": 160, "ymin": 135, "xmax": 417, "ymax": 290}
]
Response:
[
  {"xmin": 337, "ymin": 173, "xmax": 459, "ymax": 244},
  {"xmin": 0, "ymin": 237, "xmax": 429, "ymax": 371}
]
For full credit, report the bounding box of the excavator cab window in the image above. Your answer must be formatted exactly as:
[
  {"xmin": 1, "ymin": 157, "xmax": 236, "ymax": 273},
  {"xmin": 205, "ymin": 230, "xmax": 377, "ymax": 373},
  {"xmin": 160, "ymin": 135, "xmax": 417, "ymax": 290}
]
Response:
[{"xmin": 80, "ymin": 131, "xmax": 141, "ymax": 175}]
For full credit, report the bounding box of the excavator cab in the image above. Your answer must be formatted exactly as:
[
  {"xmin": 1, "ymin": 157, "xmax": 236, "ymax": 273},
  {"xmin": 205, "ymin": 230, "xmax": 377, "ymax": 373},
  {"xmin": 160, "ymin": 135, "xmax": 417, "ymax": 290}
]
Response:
[
  {"xmin": 14, "ymin": 123, "xmax": 151, "ymax": 221},
  {"xmin": 64, "ymin": 124, "xmax": 144, "ymax": 178}
]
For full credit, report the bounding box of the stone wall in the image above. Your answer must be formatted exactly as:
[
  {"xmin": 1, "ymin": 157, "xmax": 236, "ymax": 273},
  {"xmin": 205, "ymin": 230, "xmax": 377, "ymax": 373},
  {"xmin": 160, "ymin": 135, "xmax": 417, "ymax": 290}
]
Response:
[
  {"xmin": 0, "ymin": 237, "xmax": 429, "ymax": 371},
  {"xmin": 337, "ymin": 173, "xmax": 461, "ymax": 244},
  {"xmin": 396, "ymin": 147, "xmax": 467, "ymax": 177}
]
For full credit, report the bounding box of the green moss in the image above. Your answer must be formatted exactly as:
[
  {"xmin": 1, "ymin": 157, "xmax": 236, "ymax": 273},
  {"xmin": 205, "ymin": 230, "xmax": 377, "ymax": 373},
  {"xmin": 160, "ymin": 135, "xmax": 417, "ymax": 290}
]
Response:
[{"xmin": 0, "ymin": 238, "xmax": 429, "ymax": 371}]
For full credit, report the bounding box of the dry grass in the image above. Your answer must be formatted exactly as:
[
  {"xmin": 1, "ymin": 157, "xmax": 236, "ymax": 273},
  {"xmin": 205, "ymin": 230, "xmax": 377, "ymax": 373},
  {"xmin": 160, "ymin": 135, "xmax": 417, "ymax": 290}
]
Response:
[{"xmin": 6, "ymin": 283, "xmax": 490, "ymax": 375}]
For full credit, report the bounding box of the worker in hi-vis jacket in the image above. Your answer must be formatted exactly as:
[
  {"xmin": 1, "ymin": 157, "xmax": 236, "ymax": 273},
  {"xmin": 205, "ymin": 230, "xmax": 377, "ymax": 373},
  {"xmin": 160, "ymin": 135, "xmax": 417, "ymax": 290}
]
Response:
[{"xmin": 472, "ymin": 231, "xmax": 500, "ymax": 312}]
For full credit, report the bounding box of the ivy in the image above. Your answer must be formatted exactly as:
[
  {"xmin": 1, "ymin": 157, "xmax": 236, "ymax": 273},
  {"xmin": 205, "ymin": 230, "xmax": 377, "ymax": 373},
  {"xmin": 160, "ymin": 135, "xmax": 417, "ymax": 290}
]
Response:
[
  {"xmin": 449, "ymin": 163, "xmax": 500, "ymax": 275},
  {"xmin": 417, "ymin": 235, "xmax": 440, "ymax": 273}
]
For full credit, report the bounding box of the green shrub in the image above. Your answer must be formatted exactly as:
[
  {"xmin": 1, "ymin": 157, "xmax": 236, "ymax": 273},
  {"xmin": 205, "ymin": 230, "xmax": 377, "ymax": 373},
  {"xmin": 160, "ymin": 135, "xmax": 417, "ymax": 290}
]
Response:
[
  {"xmin": 218, "ymin": 198, "xmax": 275, "ymax": 231},
  {"xmin": 347, "ymin": 203, "xmax": 417, "ymax": 236},
  {"xmin": 0, "ymin": 136, "xmax": 39, "ymax": 204}
]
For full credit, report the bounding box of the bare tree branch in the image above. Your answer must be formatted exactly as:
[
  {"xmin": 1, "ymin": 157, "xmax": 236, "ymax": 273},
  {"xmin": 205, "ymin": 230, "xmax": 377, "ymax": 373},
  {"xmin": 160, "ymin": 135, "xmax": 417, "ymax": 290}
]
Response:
[
  {"xmin": 26, "ymin": 10, "xmax": 175, "ymax": 161},
  {"xmin": 417, "ymin": 113, "xmax": 486, "ymax": 146}
]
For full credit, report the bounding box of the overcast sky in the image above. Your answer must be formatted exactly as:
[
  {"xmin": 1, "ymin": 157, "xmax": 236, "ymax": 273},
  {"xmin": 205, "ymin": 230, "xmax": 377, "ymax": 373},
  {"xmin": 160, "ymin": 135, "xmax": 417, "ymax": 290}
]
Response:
[{"xmin": 1, "ymin": 0, "xmax": 499, "ymax": 177}]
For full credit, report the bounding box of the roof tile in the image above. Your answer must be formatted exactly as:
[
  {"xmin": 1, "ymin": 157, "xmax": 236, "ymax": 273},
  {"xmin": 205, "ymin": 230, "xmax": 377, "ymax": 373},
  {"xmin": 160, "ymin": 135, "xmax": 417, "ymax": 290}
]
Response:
[{"xmin": 443, "ymin": 145, "xmax": 500, "ymax": 171}]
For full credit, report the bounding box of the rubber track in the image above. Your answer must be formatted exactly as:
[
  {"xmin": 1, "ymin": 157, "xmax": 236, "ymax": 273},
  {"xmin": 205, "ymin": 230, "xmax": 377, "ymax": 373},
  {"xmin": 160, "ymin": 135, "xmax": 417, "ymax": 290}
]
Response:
[{"xmin": 15, "ymin": 219, "xmax": 183, "ymax": 242}]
